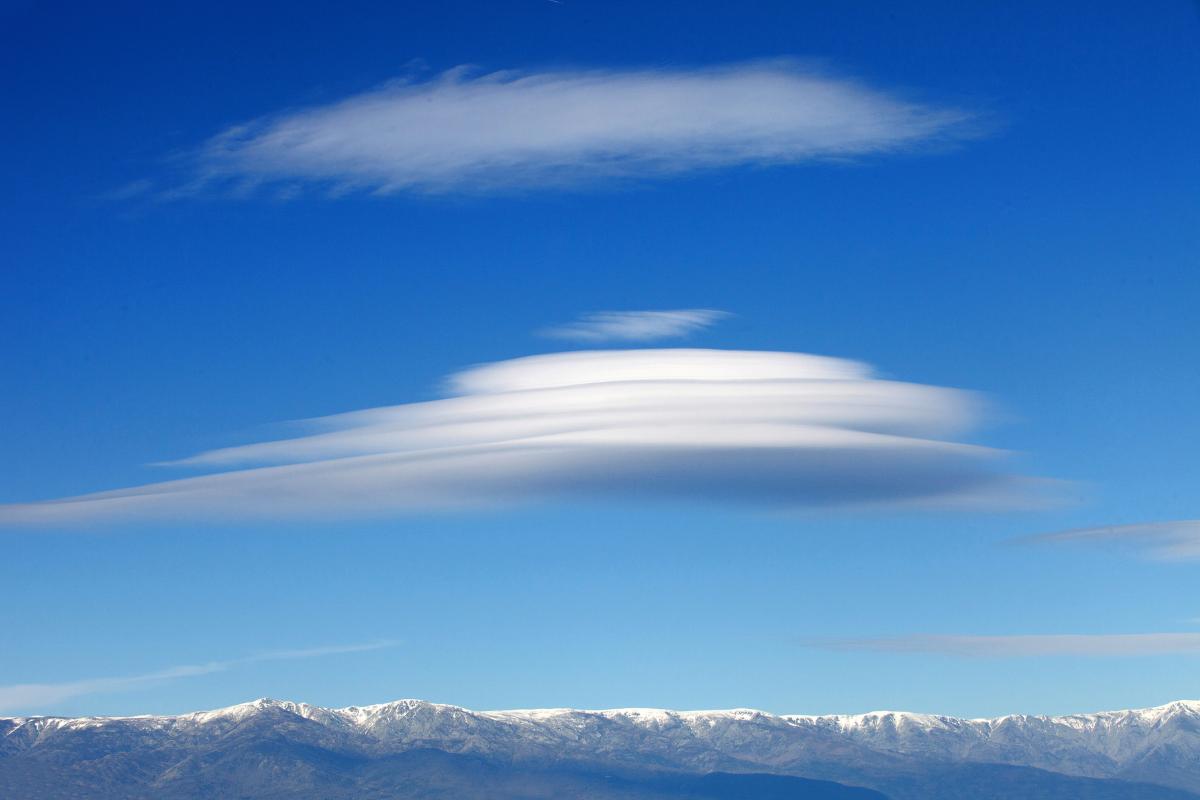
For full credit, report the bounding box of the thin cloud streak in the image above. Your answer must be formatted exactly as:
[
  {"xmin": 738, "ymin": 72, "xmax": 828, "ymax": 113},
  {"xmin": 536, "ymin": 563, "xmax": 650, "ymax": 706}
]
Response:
[
  {"xmin": 0, "ymin": 641, "xmax": 397, "ymax": 714},
  {"xmin": 0, "ymin": 348, "xmax": 1047, "ymax": 525},
  {"xmin": 810, "ymin": 633, "xmax": 1200, "ymax": 658},
  {"xmin": 185, "ymin": 61, "xmax": 976, "ymax": 195},
  {"xmin": 541, "ymin": 309, "xmax": 730, "ymax": 342},
  {"xmin": 1021, "ymin": 520, "xmax": 1200, "ymax": 561}
]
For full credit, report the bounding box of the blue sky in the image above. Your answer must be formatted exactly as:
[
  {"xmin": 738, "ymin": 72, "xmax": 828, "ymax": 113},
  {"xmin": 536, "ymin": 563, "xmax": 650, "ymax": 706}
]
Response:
[{"xmin": 2, "ymin": 0, "xmax": 1199, "ymax": 719}]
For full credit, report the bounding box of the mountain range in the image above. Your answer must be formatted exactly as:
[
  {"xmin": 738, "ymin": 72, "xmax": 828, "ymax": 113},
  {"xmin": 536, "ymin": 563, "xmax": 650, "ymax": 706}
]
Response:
[{"xmin": 4, "ymin": 697, "xmax": 1199, "ymax": 799}]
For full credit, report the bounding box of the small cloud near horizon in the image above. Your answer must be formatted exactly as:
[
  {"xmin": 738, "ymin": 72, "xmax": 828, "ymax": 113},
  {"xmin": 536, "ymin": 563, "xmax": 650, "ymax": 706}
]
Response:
[
  {"xmin": 807, "ymin": 633, "xmax": 1200, "ymax": 658},
  {"xmin": 1018, "ymin": 520, "xmax": 1200, "ymax": 561},
  {"xmin": 0, "ymin": 640, "xmax": 397, "ymax": 715}
]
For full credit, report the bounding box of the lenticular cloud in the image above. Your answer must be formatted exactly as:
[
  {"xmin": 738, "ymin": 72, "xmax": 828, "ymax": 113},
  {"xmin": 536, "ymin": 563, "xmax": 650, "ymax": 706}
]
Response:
[
  {"xmin": 0, "ymin": 349, "xmax": 1028, "ymax": 525},
  {"xmin": 191, "ymin": 61, "xmax": 973, "ymax": 195}
]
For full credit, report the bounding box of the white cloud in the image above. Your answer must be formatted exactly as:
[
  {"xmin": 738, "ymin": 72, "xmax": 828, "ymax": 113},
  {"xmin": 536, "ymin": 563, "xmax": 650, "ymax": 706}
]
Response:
[
  {"xmin": 541, "ymin": 309, "xmax": 730, "ymax": 342},
  {"xmin": 0, "ymin": 348, "xmax": 1040, "ymax": 525},
  {"xmin": 1023, "ymin": 520, "xmax": 1200, "ymax": 561},
  {"xmin": 0, "ymin": 641, "xmax": 396, "ymax": 713},
  {"xmin": 187, "ymin": 61, "xmax": 974, "ymax": 195},
  {"xmin": 811, "ymin": 633, "xmax": 1200, "ymax": 657}
]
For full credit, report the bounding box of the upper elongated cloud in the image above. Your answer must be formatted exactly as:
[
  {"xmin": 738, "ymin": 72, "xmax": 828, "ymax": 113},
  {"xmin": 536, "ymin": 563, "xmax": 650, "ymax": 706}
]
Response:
[
  {"xmin": 188, "ymin": 61, "xmax": 974, "ymax": 194},
  {"xmin": 542, "ymin": 309, "xmax": 729, "ymax": 342},
  {"xmin": 813, "ymin": 633, "xmax": 1200, "ymax": 658},
  {"xmin": 0, "ymin": 349, "xmax": 1035, "ymax": 525},
  {"xmin": 0, "ymin": 641, "xmax": 395, "ymax": 713},
  {"xmin": 1023, "ymin": 520, "xmax": 1200, "ymax": 561}
]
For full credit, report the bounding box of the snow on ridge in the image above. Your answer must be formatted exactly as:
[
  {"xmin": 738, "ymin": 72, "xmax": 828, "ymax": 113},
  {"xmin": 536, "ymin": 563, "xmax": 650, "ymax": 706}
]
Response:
[
  {"xmin": 780, "ymin": 698, "xmax": 1200, "ymax": 730},
  {"xmin": 4, "ymin": 695, "xmax": 1199, "ymax": 780},
  {"xmin": 6, "ymin": 696, "xmax": 1199, "ymax": 732}
]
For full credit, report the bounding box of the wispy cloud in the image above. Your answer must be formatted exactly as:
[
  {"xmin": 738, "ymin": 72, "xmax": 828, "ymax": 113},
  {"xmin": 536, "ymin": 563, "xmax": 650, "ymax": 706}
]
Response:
[
  {"xmin": 541, "ymin": 309, "xmax": 730, "ymax": 342},
  {"xmin": 1020, "ymin": 520, "xmax": 1200, "ymax": 561},
  {"xmin": 180, "ymin": 60, "xmax": 976, "ymax": 196},
  {"xmin": 0, "ymin": 641, "xmax": 396, "ymax": 714},
  {"xmin": 0, "ymin": 348, "xmax": 1046, "ymax": 525},
  {"xmin": 809, "ymin": 633, "xmax": 1200, "ymax": 657}
]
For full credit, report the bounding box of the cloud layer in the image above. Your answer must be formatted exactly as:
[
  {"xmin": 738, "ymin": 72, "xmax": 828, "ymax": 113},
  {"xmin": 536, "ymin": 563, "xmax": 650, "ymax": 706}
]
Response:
[
  {"xmin": 0, "ymin": 348, "xmax": 1035, "ymax": 525},
  {"xmin": 189, "ymin": 61, "xmax": 973, "ymax": 195},
  {"xmin": 541, "ymin": 309, "xmax": 729, "ymax": 342},
  {"xmin": 1024, "ymin": 520, "xmax": 1200, "ymax": 561},
  {"xmin": 0, "ymin": 641, "xmax": 395, "ymax": 713},
  {"xmin": 811, "ymin": 633, "xmax": 1200, "ymax": 658}
]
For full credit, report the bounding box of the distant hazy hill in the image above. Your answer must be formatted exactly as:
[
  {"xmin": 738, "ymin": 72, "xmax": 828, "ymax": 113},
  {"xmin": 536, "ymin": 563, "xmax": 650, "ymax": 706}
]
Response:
[{"xmin": 4, "ymin": 697, "xmax": 1199, "ymax": 799}]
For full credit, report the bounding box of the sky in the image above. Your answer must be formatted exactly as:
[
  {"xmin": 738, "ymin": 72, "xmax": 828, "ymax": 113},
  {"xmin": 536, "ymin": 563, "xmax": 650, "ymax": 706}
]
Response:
[{"xmin": 2, "ymin": 0, "xmax": 1199, "ymax": 720}]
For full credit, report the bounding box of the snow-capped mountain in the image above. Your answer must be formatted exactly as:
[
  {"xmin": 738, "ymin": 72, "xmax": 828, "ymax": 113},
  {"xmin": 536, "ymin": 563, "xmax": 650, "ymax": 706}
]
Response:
[{"xmin": 4, "ymin": 697, "xmax": 1199, "ymax": 799}]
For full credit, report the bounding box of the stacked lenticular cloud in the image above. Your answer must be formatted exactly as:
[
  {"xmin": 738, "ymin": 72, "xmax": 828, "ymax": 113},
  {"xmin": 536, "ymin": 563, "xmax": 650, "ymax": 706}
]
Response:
[{"xmin": 0, "ymin": 349, "xmax": 1023, "ymax": 524}]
